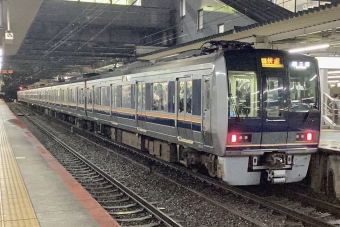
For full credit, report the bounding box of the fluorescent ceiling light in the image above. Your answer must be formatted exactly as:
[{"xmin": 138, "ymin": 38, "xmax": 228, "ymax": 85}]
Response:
[
  {"xmin": 289, "ymin": 44, "xmax": 329, "ymax": 53},
  {"xmin": 328, "ymin": 76, "xmax": 340, "ymax": 79},
  {"xmin": 328, "ymin": 80, "xmax": 339, "ymax": 83}
]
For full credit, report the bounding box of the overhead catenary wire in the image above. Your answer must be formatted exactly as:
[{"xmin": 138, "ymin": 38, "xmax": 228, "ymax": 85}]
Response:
[
  {"xmin": 74, "ymin": 0, "xmax": 139, "ymax": 53},
  {"xmin": 41, "ymin": 0, "xmax": 298, "ymax": 64},
  {"xmin": 140, "ymin": 11, "xmax": 248, "ymax": 47},
  {"xmin": 45, "ymin": 1, "xmax": 234, "ymax": 58},
  {"xmin": 45, "ymin": 0, "xmax": 101, "ymax": 46},
  {"xmin": 43, "ymin": 0, "xmax": 114, "ymax": 57}
]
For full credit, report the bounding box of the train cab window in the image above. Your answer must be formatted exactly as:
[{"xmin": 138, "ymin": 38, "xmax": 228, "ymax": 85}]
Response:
[
  {"xmin": 266, "ymin": 77, "xmax": 284, "ymax": 117},
  {"xmin": 101, "ymin": 86, "xmax": 110, "ymax": 107},
  {"xmin": 228, "ymin": 71, "xmax": 259, "ymax": 118},
  {"xmin": 152, "ymin": 82, "xmax": 168, "ymax": 111},
  {"xmin": 288, "ymin": 60, "xmax": 319, "ymax": 111},
  {"xmin": 122, "ymin": 85, "xmax": 131, "ymax": 108}
]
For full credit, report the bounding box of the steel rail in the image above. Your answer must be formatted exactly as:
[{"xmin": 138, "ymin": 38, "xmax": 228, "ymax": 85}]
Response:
[
  {"xmin": 71, "ymin": 125, "xmax": 336, "ymax": 227},
  {"xmin": 15, "ymin": 104, "xmax": 336, "ymax": 227},
  {"xmin": 18, "ymin": 110, "xmax": 182, "ymax": 227}
]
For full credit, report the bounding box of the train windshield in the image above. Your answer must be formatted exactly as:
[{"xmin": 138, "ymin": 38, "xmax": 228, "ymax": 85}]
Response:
[
  {"xmin": 288, "ymin": 59, "xmax": 319, "ymax": 111},
  {"xmin": 228, "ymin": 71, "xmax": 259, "ymax": 118},
  {"xmin": 227, "ymin": 53, "xmax": 260, "ymax": 118}
]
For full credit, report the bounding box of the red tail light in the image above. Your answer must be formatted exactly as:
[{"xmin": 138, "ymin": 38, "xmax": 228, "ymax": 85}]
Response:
[
  {"xmin": 231, "ymin": 134, "xmax": 237, "ymax": 143},
  {"xmin": 306, "ymin": 133, "xmax": 313, "ymax": 141},
  {"xmin": 296, "ymin": 132, "xmax": 315, "ymax": 142}
]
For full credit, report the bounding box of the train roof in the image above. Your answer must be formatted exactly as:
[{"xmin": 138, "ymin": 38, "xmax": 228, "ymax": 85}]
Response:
[{"xmin": 21, "ymin": 42, "xmax": 318, "ymax": 91}]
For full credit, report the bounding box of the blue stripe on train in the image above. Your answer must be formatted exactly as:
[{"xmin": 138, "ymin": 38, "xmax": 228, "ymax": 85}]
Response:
[
  {"xmin": 90, "ymin": 112, "xmax": 201, "ymax": 132},
  {"xmin": 147, "ymin": 115, "xmax": 175, "ymax": 127},
  {"xmin": 177, "ymin": 120, "xmax": 201, "ymax": 131},
  {"xmin": 117, "ymin": 112, "xmax": 135, "ymax": 120}
]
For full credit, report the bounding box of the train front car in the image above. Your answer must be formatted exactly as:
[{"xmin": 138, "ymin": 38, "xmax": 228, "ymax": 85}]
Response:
[{"xmin": 219, "ymin": 49, "xmax": 320, "ymax": 185}]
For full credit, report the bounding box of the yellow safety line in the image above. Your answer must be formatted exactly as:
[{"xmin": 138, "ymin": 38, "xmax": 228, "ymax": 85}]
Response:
[{"xmin": 0, "ymin": 102, "xmax": 40, "ymax": 227}]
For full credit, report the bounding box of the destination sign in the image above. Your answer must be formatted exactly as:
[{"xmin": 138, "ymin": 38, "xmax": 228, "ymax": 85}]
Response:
[{"xmin": 261, "ymin": 57, "xmax": 284, "ymax": 68}]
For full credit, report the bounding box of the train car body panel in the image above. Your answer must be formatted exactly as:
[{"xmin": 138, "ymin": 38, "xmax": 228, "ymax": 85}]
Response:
[{"xmin": 18, "ymin": 43, "xmax": 321, "ymax": 186}]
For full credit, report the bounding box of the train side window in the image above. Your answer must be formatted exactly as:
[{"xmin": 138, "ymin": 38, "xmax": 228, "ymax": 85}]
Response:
[
  {"xmin": 152, "ymin": 82, "xmax": 168, "ymax": 111},
  {"xmin": 95, "ymin": 87, "xmax": 101, "ymax": 105},
  {"xmin": 179, "ymin": 81, "xmax": 185, "ymax": 112},
  {"xmin": 168, "ymin": 81, "xmax": 175, "ymax": 113},
  {"xmin": 111, "ymin": 85, "xmax": 115, "ymax": 108},
  {"xmin": 87, "ymin": 88, "xmax": 93, "ymax": 105},
  {"xmin": 60, "ymin": 89, "xmax": 64, "ymax": 103},
  {"xmin": 137, "ymin": 83, "xmax": 145, "ymax": 110},
  {"xmin": 78, "ymin": 88, "xmax": 83, "ymax": 104},
  {"xmin": 122, "ymin": 85, "xmax": 131, "ymax": 108},
  {"xmin": 204, "ymin": 79, "xmax": 210, "ymax": 110},
  {"xmin": 192, "ymin": 79, "xmax": 201, "ymax": 116},
  {"xmin": 145, "ymin": 83, "xmax": 151, "ymax": 110},
  {"xmin": 101, "ymin": 86, "xmax": 110, "ymax": 106},
  {"xmin": 186, "ymin": 80, "xmax": 192, "ymax": 114},
  {"xmin": 69, "ymin": 89, "xmax": 75, "ymax": 104},
  {"xmin": 56, "ymin": 90, "xmax": 59, "ymax": 102},
  {"xmin": 64, "ymin": 89, "xmax": 67, "ymax": 103},
  {"xmin": 116, "ymin": 85, "xmax": 122, "ymax": 107},
  {"xmin": 131, "ymin": 84, "xmax": 135, "ymax": 109}
]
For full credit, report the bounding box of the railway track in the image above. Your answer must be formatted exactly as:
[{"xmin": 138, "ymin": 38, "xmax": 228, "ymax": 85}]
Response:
[
  {"xmin": 15, "ymin": 107, "xmax": 182, "ymax": 227},
  {"xmin": 14, "ymin": 104, "xmax": 340, "ymax": 227}
]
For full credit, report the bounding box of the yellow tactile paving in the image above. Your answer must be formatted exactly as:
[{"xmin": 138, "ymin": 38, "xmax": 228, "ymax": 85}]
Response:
[{"xmin": 0, "ymin": 102, "xmax": 40, "ymax": 227}]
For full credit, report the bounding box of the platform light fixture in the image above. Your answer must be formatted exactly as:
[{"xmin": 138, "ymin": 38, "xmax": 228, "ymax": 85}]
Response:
[
  {"xmin": 328, "ymin": 70, "xmax": 340, "ymax": 74},
  {"xmin": 328, "ymin": 80, "xmax": 339, "ymax": 83},
  {"xmin": 288, "ymin": 44, "xmax": 329, "ymax": 53}
]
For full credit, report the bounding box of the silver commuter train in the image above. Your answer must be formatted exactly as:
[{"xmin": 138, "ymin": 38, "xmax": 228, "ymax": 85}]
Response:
[{"xmin": 18, "ymin": 41, "xmax": 321, "ymax": 185}]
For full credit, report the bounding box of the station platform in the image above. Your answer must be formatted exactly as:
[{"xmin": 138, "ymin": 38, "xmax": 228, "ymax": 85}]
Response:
[
  {"xmin": 0, "ymin": 100, "xmax": 119, "ymax": 227},
  {"xmin": 320, "ymin": 129, "xmax": 340, "ymax": 152}
]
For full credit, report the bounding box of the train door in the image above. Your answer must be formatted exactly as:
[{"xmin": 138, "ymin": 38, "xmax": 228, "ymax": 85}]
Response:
[
  {"xmin": 202, "ymin": 75, "xmax": 213, "ymax": 146},
  {"xmin": 177, "ymin": 77, "xmax": 193, "ymax": 141},
  {"xmin": 261, "ymin": 70, "xmax": 289, "ymax": 145},
  {"xmin": 136, "ymin": 81, "xmax": 146, "ymax": 130}
]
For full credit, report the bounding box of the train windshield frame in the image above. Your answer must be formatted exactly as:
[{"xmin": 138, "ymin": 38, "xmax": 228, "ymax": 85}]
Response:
[
  {"xmin": 226, "ymin": 51, "xmax": 320, "ymax": 119},
  {"xmin": 287, "ymin": 56, "xmax": 319, "ymax": 112}
]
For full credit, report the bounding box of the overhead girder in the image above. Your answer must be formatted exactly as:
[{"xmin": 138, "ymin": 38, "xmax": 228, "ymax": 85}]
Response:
[
  {"xmin": 33, "ymin": 1, "xmax": 171, "ymax": 29},
  {"xmin": 6, "ymin": 1, "xmax": 172, "ymax": 79}
]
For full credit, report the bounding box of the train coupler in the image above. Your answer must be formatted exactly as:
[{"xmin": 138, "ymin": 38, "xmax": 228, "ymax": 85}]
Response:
[{"xmin": 266, "ymin": 169, "xmax": 286, "ymax": 184}]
